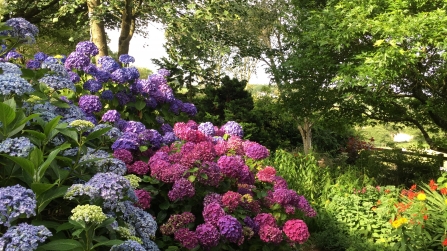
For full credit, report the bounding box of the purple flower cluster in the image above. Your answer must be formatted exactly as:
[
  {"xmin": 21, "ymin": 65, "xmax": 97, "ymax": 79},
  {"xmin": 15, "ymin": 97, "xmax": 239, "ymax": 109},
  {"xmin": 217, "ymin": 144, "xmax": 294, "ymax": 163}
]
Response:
[
  {"xmin": 119, "ymin": 54, "xmax": 135, "ymax": 64},
  {"xmin": 76, "ymin": 41, "xmax": 99, "ymax": 56},
  {"xmin": 64, "ymin": 51, "xmax": 90, "ymax": 70},
  {"xmin": 83, "ymin": 79, "xmax": 102, "ymax": 93},
  {"xmin": 217, "ymin": 155, "xmax": 246, "ymax": 179},
  {"xmin": 0, "ymin": 223, "xmax": 52, "ymax": 250},
  {"xmin": 0, "ymin": 185, "xmax": 36, "ymax": 227},
  {"xmin": 217, "ymin": 215, "xmax": 243, "ymax": 244},
  {"xmin": 243, "ymin": 140, "xmax": 270, "ymax": 160},
  {"xmin": 78, "ymin": 95, "xmax": 102, "ymax": 114},
  {"xmin": 98, "ymin": 56, "xmax": 120, "ymax": 72},
  {"xmin": 168, "ymin": 178, "xmax": 195, "ymax": 201},
  {"xmin": 1, "ymin": 18, "xmax": 39, "ymax": 44},
  {"xmin": 195, "ymin": 223, "xmax": 220, "ymax": 248},
  {"xmin": 174, "ymin": 228, "xmax": 198, "ymax": 249},
  {"xmin": 222, "ymin": 121, "xmax": 244, "ymax": 137},
  {"xmin": 102, "ymin": 110, "xmax": 121, "ymax": 123},
  {"xmin": 127, "ymin": 161, "xmax": 149, "ymax": 175},
  {"xmin": 135, "ymin": 189, "xmax": 151, "ymax": 209},
  {"xmin": 203, "ymin": 203, "xmax": 226, "ymax": 226}
]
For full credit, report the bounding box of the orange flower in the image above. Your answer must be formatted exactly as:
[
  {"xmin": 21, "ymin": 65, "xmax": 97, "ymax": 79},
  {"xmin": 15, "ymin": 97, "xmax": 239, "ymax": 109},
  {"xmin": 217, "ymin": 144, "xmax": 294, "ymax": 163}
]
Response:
[
  {"xmin": 410, "ymin": 184, "xmax": 417, "ymax": 190},
  {"xmin": 423, "ymin": 215, "xmax": 428, "ymax": 220},
  {"xmin": 377, "ymin": 200, "xmax": 381, "ymax": 205},
  {"xmin": 440, "ymin": 188, "xmax": 447, "ymax": 195},
  {"xmin": 443, "ymin": 238, "xmax": 447, "ymax": 246},
  {"xmin": 385, "ymin": 189, "xmax": 390, "ymax": 194},
  {"xmin": 429, "ymin": 180, "xmax": 438, "ymax": 191}
]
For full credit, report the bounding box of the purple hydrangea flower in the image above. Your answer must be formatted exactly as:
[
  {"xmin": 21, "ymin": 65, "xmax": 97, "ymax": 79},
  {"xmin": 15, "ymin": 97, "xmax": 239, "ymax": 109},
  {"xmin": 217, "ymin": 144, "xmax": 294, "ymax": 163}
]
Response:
[
  {"xmin": 243, "ymin": 141, "xmax": 269, "ymax": 160},
  {"xmin": 68, "ymin": 71, "xmax": 81, "ymax": 83},
  {"xmin": 1, "ymin": 18, "xmax": 39, "ymax": 44},
  {"xmin": 198, "ymin": 122, "xmax": 215, "ymax": 136},
  {"xmin": 5, "ymin": 51, "xmax": 22, "ymax": 61},
  {"xmin": 94, "ymin": 70, "xmax": 111, "ymax": 83},
  {"xmin": 119, "ymin": 54, "xmax": 135, "ymax": 64},
  {"xmin": 195, "ymin": 223, "xmax": 220, "ymax": 248},
  {"xmin": 203, "ymin": 202, "xmax": 225, "ymax": 226},
  {"xmin": 83, "ymin": 79, "xmax": 103, "ymax": 93},
  {"xmin": 139, "ymin": 129, "xmax": 163, "ymax": 149},
  {"xmin": 111, "ymin": 132, "xmax": 140, "ymax": 151},
  {"xmin": 217, "ymin": 215, "xmax": 243, "ymax": 243},
  {"xmin": 217, "ymin": 155, "xmax": 245, "ymax": 179},
  {"xmin": 115, "ymin": 91, "xmax": 131, "ymax": 106},
  {"xmin": 243, "ymin": 216, "xmax": 260, "ymax": 234},
  {"xmin": 124, "ymin": 121, "xmax": 146, "ymax": 134},
  {"xmin": 102, "ymin": 110, "xmax": 120, "ymax": 123},
  {"xmin": 158, "ymin": 68, "xmax": 170, "ymax": 77},
  {"xmin": 76, "ymin": 41, "xmax": 99, "ymax": 56},
  {"xmin": 163, "ymin": 132, "xmax": 177, "ymax": 145},
  {"xmin": 0, "ymin": 223, "xmax": 52, "ymax": 250},
  {"xmin": 111, "ymin": 68, "xmax": 129, "ymax": 84},
  {"xmin": 34, "ymin": 52, "xmax": 48, "ymax": 61},
  {"xmin": 0, "ymin": 185, "xmax": 36, "ymax": 227},
  {"xmin": 26, "ymin": 59, "xmax": 41, "ymax": 69},
  {"xmin": 180, "ymin": 102, "xmax": 197, "ymax": 116},
  {"xmin": 78, "ymin": 95, "xmax": 102, "ymax": 114},
  {"xmin": 101, "ymin": 90, "xmax": 114, "ymax": 100},
  {"xmin": 168, "ymin": 178, "xmax": 195, "ymax": 201},
  {"xmin": 160, "ymin": 123, "xmax": 173, "ymax": 134},
  {"xmin": 98, "ymin": 56, "xmax": 120, "ymax": 72},
  {"xmin": 125, "ymin": 67, "xmax": 140, "ymax": 80},
  {"xmin": 82, "ymin": 63, "xmax": 98, "ymax": 75},
  {"xmin": 222, "ymin": 121, "xmax": 243, "ymax": 137},
  {"xmin": 64, "ymin": 51, "xmax": 91, "ymax": 70},
  {"xmin": 145, "ymin": 97, "xmax": 158, "ymax": 109}
]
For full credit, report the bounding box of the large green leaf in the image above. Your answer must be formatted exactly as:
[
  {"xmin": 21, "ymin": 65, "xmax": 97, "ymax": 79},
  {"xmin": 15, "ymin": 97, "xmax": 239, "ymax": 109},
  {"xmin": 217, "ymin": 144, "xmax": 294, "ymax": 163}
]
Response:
[
  {"xmin": 37, "ymin": 186, "xmax": 69, "ymax": 213},
  {"xmin": 0, "ymin": 102, "xmax": 15, "ymax": 127},
  {"xmin": 1, "ymin": 154, "xmax": 35, "ymax": 177},
  {"xmin": 85, "ymin": 126, "xmax": 111, "ymax": 141},
  {"xmin": 37, "ymin": 239, "xmax": 83, "ymax": 250},
  {"xmin": 91, "ymin": 240, "xmax": 123, "ymax": 249},
  {"xmin": 44, "ymin": 116, "xmax": 62, "ymax": 138},
  {"xmin": 37, "ymin": 142, "xmax": 70, "ymax": 180},
  {"xmin": 31, "ymin": 183, "xmax": 56, "ymax": 196}
]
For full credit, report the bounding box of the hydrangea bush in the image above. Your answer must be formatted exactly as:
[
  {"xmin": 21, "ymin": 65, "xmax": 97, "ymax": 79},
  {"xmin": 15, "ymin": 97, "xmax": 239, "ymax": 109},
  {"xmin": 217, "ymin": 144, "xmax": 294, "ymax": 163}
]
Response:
[{"xmin": 0, "ymin": 17, "xmax": 314, "ymax": 251}]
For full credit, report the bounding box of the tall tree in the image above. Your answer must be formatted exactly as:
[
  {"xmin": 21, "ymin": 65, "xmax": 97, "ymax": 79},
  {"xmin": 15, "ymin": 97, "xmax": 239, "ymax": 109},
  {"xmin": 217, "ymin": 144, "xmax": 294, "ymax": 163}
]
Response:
[{"xmin": 300, "ymin": 0, "xmax": 447, "ymax": 151}]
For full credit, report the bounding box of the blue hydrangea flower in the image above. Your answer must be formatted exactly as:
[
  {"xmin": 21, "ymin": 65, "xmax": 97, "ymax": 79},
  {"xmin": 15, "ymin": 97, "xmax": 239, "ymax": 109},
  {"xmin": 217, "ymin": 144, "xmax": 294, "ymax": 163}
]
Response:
[
  {"xmin": 123, "ymin": 121, "xmax": 146, "ymax": 134},
  {"xmin": 41, "ymin": 61, "xmax": 68, "ymax": 77},
  {"xmin": 79, "ymin": 147, "xmax": 110, "ymax": 168},
  {"xmin": 101, "ymin": 110, "xmax": 121, "ymax": 123},
  {"xmin": 64, "ymin": 51, "xmax": 91, "ymax": 70},
  {"xmin": 180, "ymin": 102, "xmax": 197, "ymax": 116},
  {"xmin": 5, "ymin": 51, "xmax": 22, "ymax": 61},
  {"xmin": 124, "ymin": 67, "xmax": 140, "ymax": 80},
  {"xmin": 160, "ymin": 123, "xmax": 173, "ymax": 134},
  {"xmin": 84, "ymin": 172, "xmax": 137, "ymax": 208},
  {"xmin": 198, "ymin": 122, "xmax": 215, "ymax": 136},
  {"xmin": 119, "ymin": 201, "xmax": 158, "ymax": 250},
  {"xmin": 0, "ymin": 185, "xmax": 36, "ymax": 227},
  {"xmin": 82, "ymin": 63, "xmax": 98, "ymax": 75},
  {"xmin": 42, "ymin": 56, "xmax": 58, "ymax": 65},
  {"xmin": 0, "ymin": 137, "xmax": 34, "ymax": 158},
  {"xmin": 0, "ymin": 62, "xmax": 22, "ymax": 75},
  {"xmin": 118, "ymin": 54, "xmax": 135, "ymax": 64},
  {"xmin": 111, "ymin": 240, "xmax": 146, "ymax": 251},
  {"xmin": 169, "ymin": 99, "xmax": 182, "ymax": 115},
  {"xmin": 111, "ymin": 132, "xmax": 140, "ymax": 151},
  {"xmin": 101, "ymin": 90, "xmax": 114, "ymax": 100},
  {"xmin": 115, "ymin": 92, "xmax": 132, "ymax": 106},
  {"xmin": 94, "ymin": 70, "xmax": 111, "ymax": 83},
  {"xmin": 111, "ymin": 68, "xmax": 129, "ymax": 84},
  {"xmin": 78, "ymin": 95, "xmax": 102, "ymax": 114},
  {"xmin": 34, "ymin": 52, "xmax": 48, "ymax": 61},
  {"xmin": 148, "ymin": 73, "xmax": 167, "ymax": 86},
  {"xmin": 0, "ymin": 223, "xmax": 52, "ymax": 250},
  {"xmin": 95, "ymin": 158, "xmax": 127, "ymax": 175},
  {"xmin": 76, "ymin": 41, "xmax": 99, "ymax": 56},
  {"xmin": 138, "ymin": 129, "xmax": 162, "ymax": 148},
  {"xmin": 68, "ymin": 71, "xmax": 81, "ymax": 83},
  {"xmin": 39, "ymin": 74, "xmax": 75, "ymax": 91},
  {"xmin": 98, "ymin": 56, "xmax": 120, "ymax": 72},
  {"xmin": 145, "ymin": 97, "xmax": 158, "ymax": 109},
  {"xmin": 26, "ymin": 60, "xmax": 41, "ymax": 70},
  {"xmin": 0, "ymin": 18, "xmax": 39, "ymax": 44},
  {"xmin": 83, "ymin": 79, "xmax": 103, "ymax": 93},
  {"xmin": 222, "ymin": 121, "xmax": 244, "ymax": 137},
  {"xmin": 58, "ymin": 104, "xmax": 87, "ymax": 124},
  {"xmin": 163, "ymin": 132, "xmax": 177, "ymax": 145}
]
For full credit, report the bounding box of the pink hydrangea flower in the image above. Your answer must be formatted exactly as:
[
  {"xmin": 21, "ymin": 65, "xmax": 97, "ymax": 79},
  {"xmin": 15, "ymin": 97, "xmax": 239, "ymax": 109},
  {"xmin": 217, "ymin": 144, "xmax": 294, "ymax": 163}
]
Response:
[
  {"xmin": 283, "ymin": 219, "xmax": 310, "ymax": 244},
  {"xmin": 127, "ymin": 160, "xmax": 149, "ymax": 175},
  {"xmin": 259, "ymin": 225, "xmax": 283, "ymax": 243},
  {"xmin": 174, "ymin": 228, "xmax": 199, "ymax": 249},
  {"xmin": 203, "ymin": 202, "xmax": 226, "ymax": 226},
  {"xmin": 134, "ymin": 189, "xmax": 151, "ymax": 209},
  {"xmin": 254, "ymin": 213, "xmax": 276, "ymax": 228},
  {"xmin": 222, "ymin": 191, "xmax": 242, "ymax": 212},
  {"xmin": 256, "ymin": 166, "xmax": 276, "ymax": 183}
]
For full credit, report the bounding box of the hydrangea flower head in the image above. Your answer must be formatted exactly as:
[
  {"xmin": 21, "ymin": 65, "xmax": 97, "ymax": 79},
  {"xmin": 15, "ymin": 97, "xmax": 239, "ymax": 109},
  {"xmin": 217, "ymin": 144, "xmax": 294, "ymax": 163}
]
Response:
[
  {"xmin": 98, "ymin": 56, "xmax": 120, "ymax": 72},
  {"xmin": 168, "ymin": 178, "xmax": 195, "ymax": 201},
  {"xmin": 259, "ymin": 225, "xmax": 282, "ymax": 243},
  {"xmin": 64, "ymin": 51, "xmax": 91, "ymax": 70},
  {"xmin": 34, "ymin": 52, "xmax": 48, "ymax": 61},
  {"xmin": 111, "ymin": 240, "xmax": 147, "ymax": 251},
  {"xmin": 203, "ymin": 203, "xmax": 226, "ymax": 226},
  {"xmin": 0, "ymin": 73, "xmax": 34, "ymax": 96},
  {"xmin": 70, "ymin": 204, "xmax": 107, "ymax": 224},
  {"xmin": 198, "ymin": 122, "xmax": 215, "ymax": 136},
  {"xmin": 174, "ymin": 228, "xmax": 199, "ymax": 249},
  {"xmin": 119, "ymin": 54, "xmax": 135, "ymax": 64},
  {"xmin": 124, "ymin": 121, "xmax": 146, "ymax": 134},
  {"xmin": 39, "ymin": 74, "xmax": 75, "ymax": 91},
  {"xmin": 195, "ymin": 223, "xmax": 220, "ymax": 248},
  {"xmin": 0, "ymin": 62, "xmax": 22, "ymax": 75},
  {"xmin": 256, "ymin": 166, "xmax": 277, "ymax": 182},
  {"xmin": 254, "ymin": 213, "xmax": 276, "ymax": 228},
  {"xmin": 217, "ymin": 215, "xmax": 243, "ymax": 244},
  {"xmin": 243, "ymin": 141, "xmax": 270, "ymax": 160},
  {"xmin": 128, "ymin": 161, "xmax": 150, "ymax": 175},
  {"xmin": 76, "ymin": 41, "xmax": 99, "ymax": 56},
  {"xmin": 83, "ymin": 79, "xmax": 102, "ymax": 93},
  {"xmin": 1, "ymin": 18, "xmax": 39, "ymax": 44},
  {"xmin": 283, "ymin": 219, "xmax": 310, "ymax": 244},
  {"xmin": 78, "ymin": 95, "xmax": 102, "ymax": 114},
  {"xmin": 222, "ymin": 191, "xmax": 242, "ymax": 212},
  {"xmin": 222, "ymin": 121, "xmax": 243, "ymax": 137},
  {"xmin": 101, "ymin": 90, "xmax": 114, "ymax": 100},
  {"xmin": 135, "ymin": 189, "xmax": 151, "ymax": 210},
  {"xmin": 217, "ymin": 155, "xmax": 245, "ymax": 179},
  {"xmin": 158, "ymin": 68, "xmax": 170, "ymax": 77},
  {"xmin": 0, "ymin": 185, "xmax": 36, "ymax": 227},
  {"xmin": 0, "ymin": 137, "xmax": 34, "ymax": 158},
  {"xmin": 69, "ymin": 119, "xmax": 95, "ymax": 131},
  {"xmin": 0, "ymin": 223, "xmax": 51, "ymax": 250}
]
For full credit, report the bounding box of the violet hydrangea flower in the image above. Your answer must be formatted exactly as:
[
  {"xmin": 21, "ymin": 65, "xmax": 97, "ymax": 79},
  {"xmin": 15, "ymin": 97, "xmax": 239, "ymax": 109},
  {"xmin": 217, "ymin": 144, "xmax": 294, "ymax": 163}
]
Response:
[
  {"xmin": 222, "ymin": 121, "xmax": 244, "ymax": 137},
  {"xmin": 0, "ymin": 185, "xmax": 36, "ymax": 227},
  {"xmin": 101, "ymin": 110, "xmax": 120, "ymax": 123},
  {"xmin": 0, "ymin": 223, "xmax": 52, "ymax": 250},
  {"xmin": 168, "ymin": 178, "xmax": 195, "ymax": 201},
  {"xmin": 243, "ymin": 140, "xmax": 270, "ymax": 160},
  {"xmin": 64, "ymin": 51, "xmax": 91, "ymax": 70},
  {"xmin": 1, "ymin": 18, "xmax": 39, "ymax": 44},
  {"xmin": 217, "ymin": 215, "xmax": 243, "ymax": 244},
  {"xmin": 119, "ymin": 54, "xmax": 135, "ymax": 64},
  {"xmin": 78, "ymin": 95, "xmax": 102, "ymax": 114},
  {"xmin": 101, "ymin": 90, "xmax": 114, "ymax": 100},
  {"xmin": 195, "ymin": 223, "xmax": 220, "ymax": 248},
  {"xmin": 198, "ymin": 122, "xmax": 215, "ymax": 136},
  {"xmin": 76, "ymin": 41, "xmax": 99, "ymax": 56},
  {"xmin": 98, "ymin": 56, "xmax": 120, "ymax": 72}
]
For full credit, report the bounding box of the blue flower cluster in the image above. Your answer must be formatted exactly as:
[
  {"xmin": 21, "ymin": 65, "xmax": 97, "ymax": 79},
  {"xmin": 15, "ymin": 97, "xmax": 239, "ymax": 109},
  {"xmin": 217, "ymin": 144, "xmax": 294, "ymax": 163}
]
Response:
[
  {"xmin": 0, "ymin": 18, "xmax": 39, "ymax": 44},
  {"xmin": 0, "ymin": 73, "xmax": 34, "ymax": 96},
  {"xmin": 0, "ymin": 223, "xmax": 52, "ymax": 250},
  {"xmin": 0, "ymin": 185, "xmax": 36, "ymax": 227},
  {"xmin": 111, "ymin": 240, "xmax": 146, "ymax": 251},
  {"xmin": 39, "ymin": 74, "xmax": 75, "ymax": 91},
  {"xmin": 0, "ymin": 62, "xmax": 22, "ymax": 75},
  {"xmin": 0, "ymin": 137, "xmax": 34, "ymax": 158},
  {"xmin": 83, "ymin": 79, "xmax": 103, "ymax": 93},
  {"xmin": 75, "ymin": 41, "xmax": 99, "ymax": 57},
  {"xmin": 119, "ymin": 54, "xmax": 135, "ymax": 64},
  {"xmin": 95, "ymin": 158, "xmax": 127, "ymax": 175}
]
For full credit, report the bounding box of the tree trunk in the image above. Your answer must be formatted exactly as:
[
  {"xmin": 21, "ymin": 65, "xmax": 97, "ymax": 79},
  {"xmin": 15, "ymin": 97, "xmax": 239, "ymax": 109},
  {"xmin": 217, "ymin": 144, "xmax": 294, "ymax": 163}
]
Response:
[
  {"xmin": 87, "ymin": 0, "xmax": 108, "ymax": 58},
  {"xmin": 117, "ymin": 0, "xmax": 136, "ymax": 56},
  {"xmin": 298, "ymin": 118, "xmax": 313, "ymax": 155}
]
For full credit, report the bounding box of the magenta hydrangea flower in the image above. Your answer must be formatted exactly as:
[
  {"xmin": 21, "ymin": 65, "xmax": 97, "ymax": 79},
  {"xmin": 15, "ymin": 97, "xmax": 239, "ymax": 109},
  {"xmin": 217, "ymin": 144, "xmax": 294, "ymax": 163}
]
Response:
[
  {"xmin": 174, "ymin": 228, "xmax": 199, "ymax": 249},
  {"xmin": 254, "ymin": 213, "xmax": 276, "ymax": 228},
  {"xmin": 256, "ymin": 166, "xmax": 276, "ymax": 182},
  {"xmin": 203, "ymin": 193, "xmax": 223, "ymax": 207},
  {"xmin": 113, "ymin": 149, "xmax": 133, "ymax": 164},
  {"xmin": 283, "ymin": 219, "xmax": 310, "ymax": 244},
  {"xmin": 78, "ymin": 95, "xmax": 102, "ymax": 114},
  {"xmin": 214, "ymin": 140, "xmax": 228, "ymax": 156},
  {"xmin": 197, "ymin": 162, "xmax": 222, "ymax": 187},
  {"xmin": 238, "ymin": 165, "xmax": 255, "ymax": 185},
  {"xmin": 193, "ymin": 141, "xmax": 216, "ymax": 162},
  {"xmin": 243, "ymin": 141, "xmax": 269, "ymax": 160},
  {"xmin": 292, "ymin": 195, "xmax": 317, "ymax": 217},
  {"xmin": 168, "ymin": 178, "xmax": 195, "ymax": 201},
  {"xmin": 217, "ymin": 215, "xmax": 243, "ymax": 244},
  {"xmin": 217, "ymin": 155, "xmax": 245, "ymax": 179},
  {"xmin": 195, "ymin": 223, "xmax": 220, "ymax": 248},
  {"xmin": 159, "ymin": 163, "xmax": 188, "ymax": 183},
  {"xmin": 259, "ymin": 225, "xmax": 282, "ymax": 243},
  {"xmin": 135, "ymin": 189, "xmax": 151, "ymax": 210},
  {"xmin": 272, "ymin": 188, "xmax": 294, "ymax": 206},
  {"xmin": 273, "ymin": 176, "xmax": 288, "ymax": 190},
  {"xmin": 222, "ymin": 191, "xmax": 242, "ymax": 212},
  {"xmin": 203, "ymin": 203, "xmax": 226, "ymax": 226},
  {"xmin": 127, "ymin": 161, "xmax": 149, "ymax": 175},
  {"xmin": 160, "ymin": 212, "xmax": 195, "ymax": 235},
  {"xmin": 227, "ymin": 136, "xmax": 244, "ymax": 155}
]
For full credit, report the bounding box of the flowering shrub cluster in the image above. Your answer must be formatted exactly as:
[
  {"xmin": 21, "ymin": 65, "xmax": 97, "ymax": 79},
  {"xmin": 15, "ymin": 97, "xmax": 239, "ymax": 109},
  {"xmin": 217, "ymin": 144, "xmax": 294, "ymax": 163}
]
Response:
[{"xmin": 0, "ymin": 17, "xmax": 314, "ymax": 251}]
